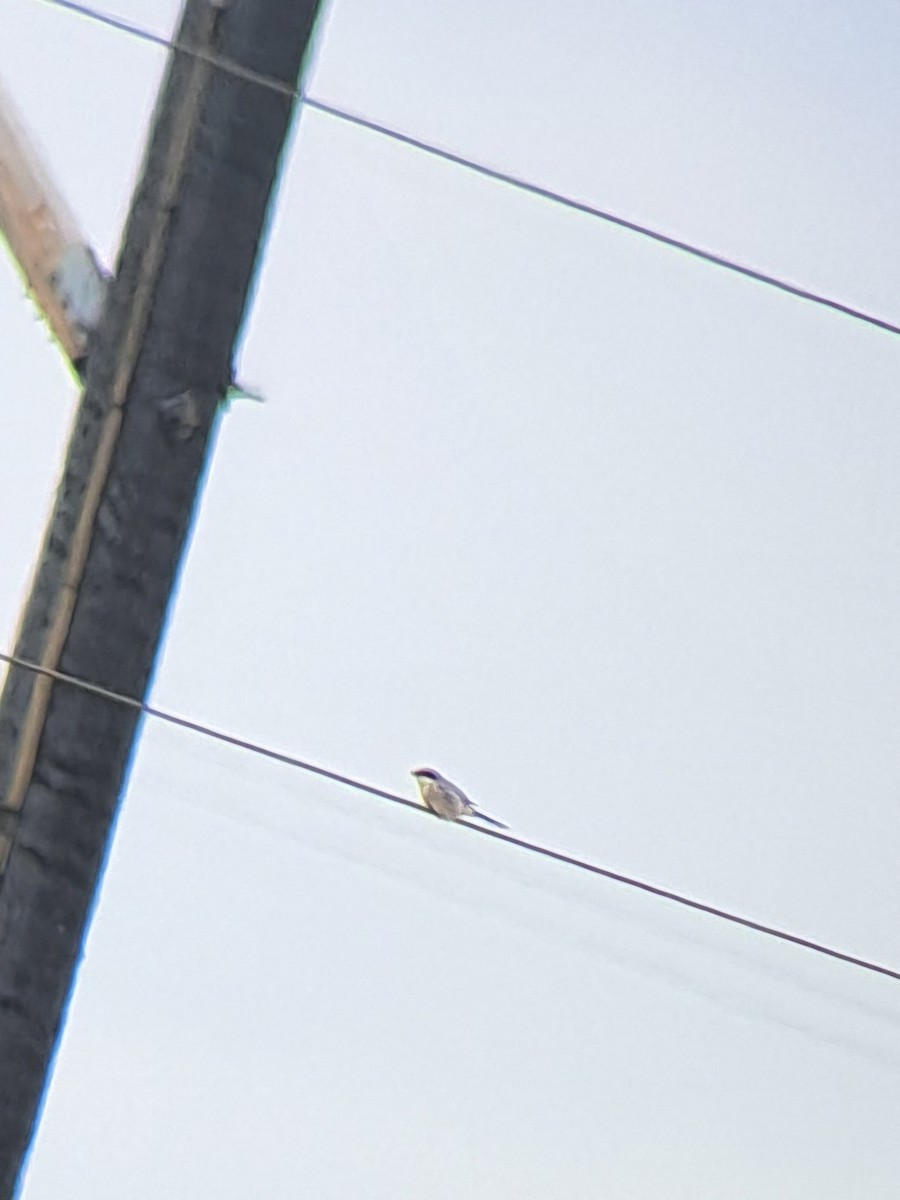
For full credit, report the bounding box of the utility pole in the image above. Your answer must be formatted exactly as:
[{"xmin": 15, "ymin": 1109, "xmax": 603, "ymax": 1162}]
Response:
[{"xmin": 0, "ymin": 2, "xmax": 322, "ymax": 1194}]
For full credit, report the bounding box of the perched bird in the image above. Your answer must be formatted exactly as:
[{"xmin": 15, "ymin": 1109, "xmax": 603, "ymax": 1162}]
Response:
[{"xmin": 412, "ymin": 767, "xmax": 508, "ymax": 829}]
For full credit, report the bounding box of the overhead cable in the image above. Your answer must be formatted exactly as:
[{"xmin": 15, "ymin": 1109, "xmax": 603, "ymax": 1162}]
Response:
[
  {"xmin": 36, "ymin": 0, "xmax": 900, "ymax": 339},
  {"xmin": 2, "ymin": 648, "xmax": 898, "ymax": 984}
]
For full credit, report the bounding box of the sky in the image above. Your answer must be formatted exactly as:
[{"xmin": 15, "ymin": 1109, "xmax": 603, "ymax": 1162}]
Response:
[{"xmin": 2, "ymin": 0, "xmax": 900, "ymax": 1196}]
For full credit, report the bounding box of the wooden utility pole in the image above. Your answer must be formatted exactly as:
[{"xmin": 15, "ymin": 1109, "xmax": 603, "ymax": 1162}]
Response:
[{"xmin": 0, "ymin": 1, "xmax": 322, "ymax": 1193}]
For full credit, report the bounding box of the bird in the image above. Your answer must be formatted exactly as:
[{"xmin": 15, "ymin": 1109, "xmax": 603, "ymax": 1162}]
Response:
[{"xmin": 411, "ymin": 767, "xmax": 509, "ymax": 829}]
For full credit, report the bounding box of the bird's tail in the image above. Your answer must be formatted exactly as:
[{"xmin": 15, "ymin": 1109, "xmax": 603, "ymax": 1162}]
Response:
[{"xmin": 473, "ymin": 809, "xmax": 509, "ymax": 830}]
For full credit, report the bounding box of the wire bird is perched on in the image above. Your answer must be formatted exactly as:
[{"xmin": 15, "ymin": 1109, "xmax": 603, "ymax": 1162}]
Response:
[{"xmin": 412, "ymin": 767, "xmax": 508, "ymax": 829}]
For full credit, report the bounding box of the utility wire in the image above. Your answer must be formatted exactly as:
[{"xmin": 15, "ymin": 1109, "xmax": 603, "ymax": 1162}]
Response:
[
  {"xmin": 35, "ymin": 0, "xmax": 900, "ymax": 340},
  {"xmin": 2, "ymin": 648, "xmax": 899, "ymax": 984},
  {"xmin": 304, "ymin": 97, "xmax": 900, "ymax": 340},
  {"xmin": 37, "ymin": 0, "xmax": 297, "ymax": 95}
]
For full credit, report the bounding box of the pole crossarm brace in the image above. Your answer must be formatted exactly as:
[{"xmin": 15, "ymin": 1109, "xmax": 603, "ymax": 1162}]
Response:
[
  {"xmin": 0, "ymin": 1, "xmax": 323, "ymax": 1193},
  {"xmin": 0, "ymin": 73, "xmax": 107, "ymax": 373}
]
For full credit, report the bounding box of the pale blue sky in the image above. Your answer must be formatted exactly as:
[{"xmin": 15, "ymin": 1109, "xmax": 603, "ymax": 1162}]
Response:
[{"xmin": 2, "ymin": 1, "xmax": 900, "ymax": 1196}]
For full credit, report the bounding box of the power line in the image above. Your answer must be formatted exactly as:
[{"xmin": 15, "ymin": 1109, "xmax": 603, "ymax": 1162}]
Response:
[
  {"xmin": 304, "ymin": 97, "xmax": 900, "ymax": 340},
  {"xmin": 37, "ymin": 0, "xmax": 297, "ymax": 95},
  {"xmin": 2, "ymin": 648, "xmax": 899, "ymax": 984},
  {"xmin": 36, "ymin": 0, "xmax": 900, "ymax": 341}
]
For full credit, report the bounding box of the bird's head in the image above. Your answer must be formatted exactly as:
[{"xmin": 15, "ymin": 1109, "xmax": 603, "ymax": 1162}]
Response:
[{"xmin": 412, "ymin": 767, "xmax": 441, "ymax": 782}]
